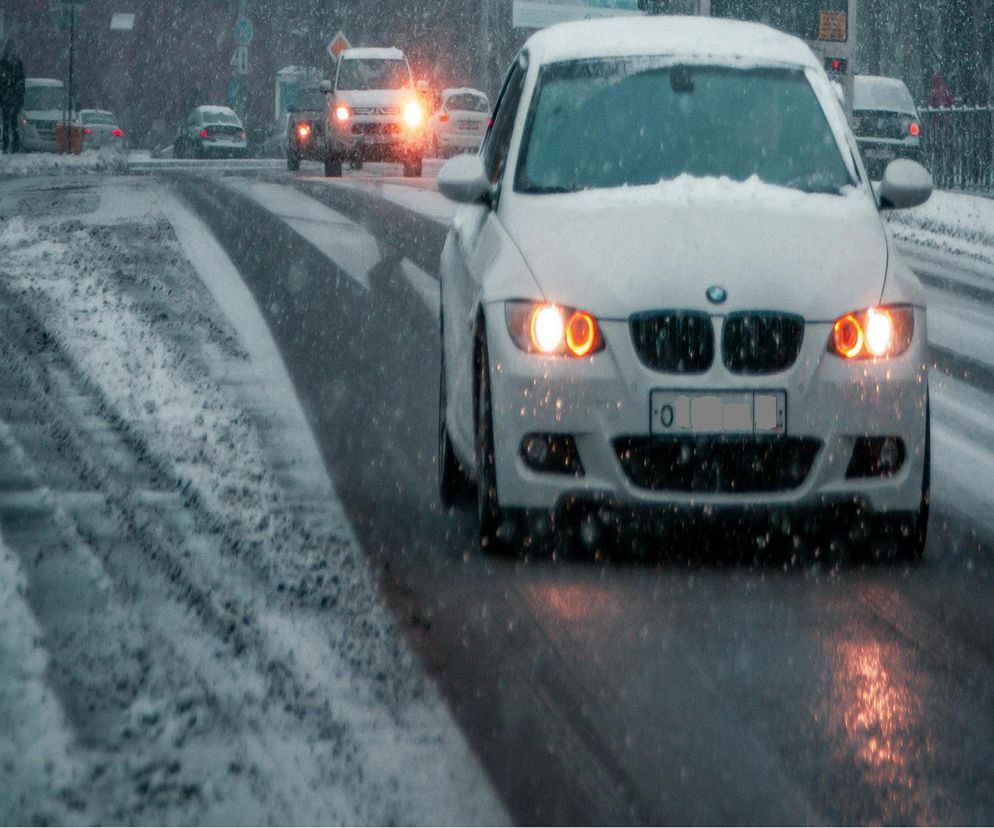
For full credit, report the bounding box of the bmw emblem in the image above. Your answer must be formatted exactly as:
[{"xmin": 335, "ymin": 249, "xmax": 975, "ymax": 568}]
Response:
[{"xmin": 706, "ymin": 285, "xmax": 728, "ymax": 305}]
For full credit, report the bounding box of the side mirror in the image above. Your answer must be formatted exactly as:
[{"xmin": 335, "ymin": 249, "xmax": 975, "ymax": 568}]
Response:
[
  {"xmin": 438, "ymin": 154, "xmax": 491, "ymax": 204},
  {"xmin": 877, "ymin": 159, "xmax": 933, "ymax": 210},
  {"xmin": 319, "ymin": 79, "xmax": 333, "ymax": 93}
]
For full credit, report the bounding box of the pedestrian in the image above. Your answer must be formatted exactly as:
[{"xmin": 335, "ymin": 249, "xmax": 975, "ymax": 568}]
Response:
[
  {"xmin": 928, "ymin": 69, "xmax": 954, "ymax": 109},
  {"xmin": 0, "ymin": 39, "xmax": 27, "ymax": 153}
]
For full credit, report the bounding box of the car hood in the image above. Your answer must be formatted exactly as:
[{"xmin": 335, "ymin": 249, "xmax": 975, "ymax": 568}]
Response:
[
  {"xmin": 337, "ymin": 89, "xmax": 412, "ymax": 109},
  {"xmin": 501, "ymin": 177, "xmax": 888, "ymax": 321}
]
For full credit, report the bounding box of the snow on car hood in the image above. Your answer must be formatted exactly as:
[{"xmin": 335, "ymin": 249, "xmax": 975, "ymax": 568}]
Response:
[{"xmin": 501, "ymin": 176, "xmax": 888, "ymax": 321}]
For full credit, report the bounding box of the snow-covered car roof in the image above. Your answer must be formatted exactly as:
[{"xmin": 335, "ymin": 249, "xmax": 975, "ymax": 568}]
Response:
[
  {"xmin": 339, "ymin": 47, "xmax": 405, "ymax": 62},
  {"xmin": 524, "ymin": 16, "xmax": 819, "ymax": 70},
  {"xmin": 196, "ymin": 105, "xmax": 238, "ymax": 116},
  {"xmin": 26, "ymin": 78, "xmax": 63, "ymax": 87},
  {"xmin": 441, "ymin": 87, "xmax": 488, "ymax": 100},
  {"xmin": 79, "ymin": 109, "xmax": 115, "ymax": 117},
  {"xmin": 854, "ymin": 75, "xmax": 917, "ymax": 115}
]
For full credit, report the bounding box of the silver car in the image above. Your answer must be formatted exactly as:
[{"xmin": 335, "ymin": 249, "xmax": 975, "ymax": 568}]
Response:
[{"xmin": 78, "ymin": 109, "xmax": 126, "ymax": 151}]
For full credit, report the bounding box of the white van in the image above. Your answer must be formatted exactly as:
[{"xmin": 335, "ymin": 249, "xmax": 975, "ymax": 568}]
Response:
[{"xmin": 20, "ymin": 78, "xmax": 68, "ymax": 153}]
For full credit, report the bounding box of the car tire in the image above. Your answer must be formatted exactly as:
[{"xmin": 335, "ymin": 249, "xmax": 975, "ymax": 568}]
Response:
[
  {"xmin": 349, "ymin": 155, "xmax": 363, "ymax": 171},
  {"xmin": 403, "ymin": 156, "xmax": 423, "ymax": 178},
  {"xmin": 173, "ymin": 140, "xmax": 183, "ymax": 159},
  {"xmin": 438, "ymin": 341, "xmax": 474, "ymax": 507},
  {"xmin": 324, "ymin": 154, "xmax": 342, "ymax": 177},
  {"xmin": 287, "ymin": 151, "xmax": 300, "ymax": 171},
  {"xmin": 475, "ymin": 328, "xmax": 522, "ymax": 554}
]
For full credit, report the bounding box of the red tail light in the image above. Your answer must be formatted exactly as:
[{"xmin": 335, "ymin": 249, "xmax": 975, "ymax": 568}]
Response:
[
  {"xmin": 84, "ymin": 127, "xmax": 92, "ymax": 134},
  {"xmin": 909, "ymin": 122, "xmax": 920, "ymax": 137},
  {"xmin": 200, "ymin": 129, "xmax": 209, "ymax": 139},
  {"xmin": 439, "ymin": 113, "xmax": 450, "ymax": 123},
  {"xmin": 112, "ymin": 128, "xmax": 124, "ymax": 138}
]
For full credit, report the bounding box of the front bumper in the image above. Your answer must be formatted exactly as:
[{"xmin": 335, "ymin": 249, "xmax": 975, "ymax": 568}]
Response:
[
  {"xmin": 329, "ymin": 121, "xmax": 426, "ymax": 160},
  {"xmin": 857, "ymin": 138, "xmax": 923, "ymax": 174},
  {"xmin": 484, "ymin": 304, "xmax": 928, "ymax": 515}
]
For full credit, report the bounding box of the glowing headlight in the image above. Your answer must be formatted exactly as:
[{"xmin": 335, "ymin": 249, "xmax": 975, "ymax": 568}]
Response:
[
  {"xmin": 403, "ymin": 99, "xmax": 424, "ymax": 128},
  {"xmin": 829, "ymin": 306, "xmax": 914, "ymax": 360},
  {"xmin": 334, "ymin": 105, "xmax": 351, "ymax": 123},
  {"xmin": 505, "ymin": 301, "xmax": 604, "ymax": 358}
]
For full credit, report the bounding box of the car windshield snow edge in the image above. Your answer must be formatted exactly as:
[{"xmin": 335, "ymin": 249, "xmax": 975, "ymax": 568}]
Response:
[{"xmin": 514, "ymin": 60, "xmax": 856, "ymax": 196}]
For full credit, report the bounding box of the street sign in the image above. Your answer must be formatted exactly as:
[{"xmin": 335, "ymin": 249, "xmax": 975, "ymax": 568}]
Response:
[
  {"xmin": 231, "ymin": 46, "xmax": 249, "ymax": 75},
  {"xmin": 234, "ymin": 17, "xmax": 254, "ymax": 46},
  {"xmin": 327, "ymin": 30, "xmax": 351, "ymax": 60}
]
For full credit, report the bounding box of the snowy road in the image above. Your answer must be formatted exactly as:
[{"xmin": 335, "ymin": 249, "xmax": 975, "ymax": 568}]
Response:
[{"xmin": 2, "ymin": 159, "xmax": 994, "ymax": 824}]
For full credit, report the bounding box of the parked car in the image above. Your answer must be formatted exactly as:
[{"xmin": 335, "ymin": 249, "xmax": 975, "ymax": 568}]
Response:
[
  {"xmin": 20, "ymin": 78, "xmax": 66, "ymax": 152},
  {"xmin": 324, "ymin": 47, "xmax": 427, "ymax": 177},
  {"xmin": 853, "ymin": 75, "xmax": 923, "ymax": 177},
  {"xmin": 174, "ymin": 105, "xmax": 248, "ymax": 159},
  {"xmin": 436, "ymin": 17, "xmax": 934, "ymax": 559},
  {"xmin": 430, "ymin": 88, "xmax": 490, "ymax": 158},
  {"xmin": 284, "ymin": 86, "xmax": 329, "ymax": 171},
  {"xmin": 77, "ymin": 109, "xmax": 125, "ymax": 151}
]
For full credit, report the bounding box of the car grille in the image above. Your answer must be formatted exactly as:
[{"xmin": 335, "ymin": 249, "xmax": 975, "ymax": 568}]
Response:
[
  {"xmin": 722, "ymin": 313, "xmax": 804, "ymax": 374},
  {"xmin": 853, "ymin": 111, "xmax": 912, "ymax": 140},
  {"xmin": 630, "ymin": 311, "xmax": 714, "ymax": 373},
  {"xmin": 614, "ymin": 436, "xmax": 821, "ymax": 494},
  {"xmin": 352, "ymin": 122, "xmax": 401, "ymax": 135},
  {"xmin": 352, "ymin": 106, "xmax": 400, "ymax": 116}
]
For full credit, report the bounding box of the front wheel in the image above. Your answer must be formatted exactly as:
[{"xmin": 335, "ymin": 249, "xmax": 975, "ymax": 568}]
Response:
[
  {"xmin": 403, "ymin": 156, "xmax": 423, "ymax": 178},
  {"xmin": 475, "ymin": 330, "xmax": 522, "ymax": 554},
  {"xmin": 439, "ymin": 343, "xmax": 474, "ymax": 507},
  {"xmin": 324, "ymin": 154, "xmax": 342, "ymax": 177},
  {"xmin": 286, "ymin": 151, "xmax": 300, "ymax": 171}
]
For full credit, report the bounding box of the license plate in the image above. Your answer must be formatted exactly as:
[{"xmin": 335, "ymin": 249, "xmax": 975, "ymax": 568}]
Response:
[
  {"xmin": 650, "ymin": 390, "xmax": 786, "ymax": 435},
  {"xmin": 457, "ymin": 121, "xmax": 480, "ymax": 131}
]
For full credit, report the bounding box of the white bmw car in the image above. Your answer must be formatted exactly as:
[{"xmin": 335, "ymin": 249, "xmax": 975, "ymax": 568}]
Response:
[{"xmin": 436, "ymin": 17, "xmax": 933, "ymax": 558}]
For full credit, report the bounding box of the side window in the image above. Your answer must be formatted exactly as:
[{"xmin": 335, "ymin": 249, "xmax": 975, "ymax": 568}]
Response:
[{"xmin": 482, "ymin": 56, "xmax": 528, "ymax": 188}]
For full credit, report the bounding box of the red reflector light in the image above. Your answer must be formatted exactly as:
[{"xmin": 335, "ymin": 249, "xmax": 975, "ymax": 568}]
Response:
[
  {"xmin": 909, "ymin": 122, "xmax": 920, "ymax": 137},
  {"xmin": 200, "ymin": 129, "xmax": 208, "ymax": 139},
  {"xmin": 84, "ymin": 127, "xmax": 92, "ymax": 134},
  {"xmin": 112, "ymin": 128, "xmax": 124, "ymax": 138},
  {"xmin": 439, "ymin": 113, "xmax": 449, "ymax": 123}
]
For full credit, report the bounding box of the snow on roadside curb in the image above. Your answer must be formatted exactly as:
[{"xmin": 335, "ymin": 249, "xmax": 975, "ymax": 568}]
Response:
[
  {"xmin": 0, "ymin": 176, "xmax": 506, "ymax": 824},
  {"xmin": 0, "ymin": 149, "xmax": 128, "ymax": 177},
  {"xmin": 888, "ymin": 190, "xmax": 994, "ymax": 269},
  {"xmin": 0, "ymin": 513, "xmax": 76, "ymax": 825}
]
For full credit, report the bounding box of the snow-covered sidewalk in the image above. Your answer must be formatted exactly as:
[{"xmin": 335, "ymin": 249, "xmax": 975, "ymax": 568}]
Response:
[{"xmin": 0, "ymin": 174, "xmax": 505, "ymax": 825}]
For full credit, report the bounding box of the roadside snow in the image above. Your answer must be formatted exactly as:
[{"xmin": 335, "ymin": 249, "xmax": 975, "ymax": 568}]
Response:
[
  {"xmin": 889, "ymin": 190, "xmax": 994, "ymax": 271},
  {"xmin": 0, "ymin": 175, "xmax": 505, "ymax": 825},
  {"xmin": 0, "ymin": 149, "xmax": 128, "ymax": 177},
  {"xmin": 0, "ymin": 518, "xmax": 77, "ymax": 825}
]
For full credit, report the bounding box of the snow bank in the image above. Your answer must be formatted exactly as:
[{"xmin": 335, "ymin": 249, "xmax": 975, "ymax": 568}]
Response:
[
  {"xmin": 0, "ymin": 514, "xmax": 76, "ymax": 824},
  {"xmin": 0, "ymin": 149, "xmax": 128, "ymax": 177},
  {"xmin": 888, "ymin": 190, "xmax": 994, "ymax": 269}
]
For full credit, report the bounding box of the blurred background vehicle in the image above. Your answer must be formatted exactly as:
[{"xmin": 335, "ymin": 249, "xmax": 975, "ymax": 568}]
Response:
[
  {"xmin": 852, "ymin": 75, "xmax": 923, "ymax": 177},
  {"xmin": 77, "ymin": 108, "xmax": 125, "ymax": 151},
  {"xmin": 19, "ymin": 77, "xmax": 66, "ymax": 152},
  {"xmin": 173, "ymin": 105, "xmax": 248, "ymax": 159},
  {"xmin": 429, "ymin": 87, "xmax": 489, "ymax": 158},
  {"xmin": 325, "ymin": 47, "xmax": 426, "ymax": 177},
  {"xmin": 284, "ymin": 85, "xmax": 328, "ymax": 171}
]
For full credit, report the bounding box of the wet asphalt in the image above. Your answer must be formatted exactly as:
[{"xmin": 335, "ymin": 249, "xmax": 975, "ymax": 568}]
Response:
[{"xmin": 174, "ymin": 167, "xmax": 994, "ymax": 825}]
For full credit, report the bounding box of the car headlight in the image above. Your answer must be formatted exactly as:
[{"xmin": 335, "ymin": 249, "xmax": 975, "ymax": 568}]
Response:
[
  {"xmin": 505, "ymin": 301, "xmax": 604, "ymax": 358},
  {"xmin": 334, "ymin": 104, "xmax": 351, "ymax": 123},
  {"xmin": 828, "ymin": 306, "xmax": 914, "ymax": 360},
  {"xmin": 403, "ymin": 99, "xmax": 424, "ymax": 129}
]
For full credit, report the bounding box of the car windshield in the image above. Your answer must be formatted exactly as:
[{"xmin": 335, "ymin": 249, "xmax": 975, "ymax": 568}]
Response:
[
  {"xmin": 516, "ymin": 61, "xmax": 854, "ymax": 195},
  {"xmin": 445, "ymin": 94, "xmax": 489, "ymax": 112},
  {"xmin": 337, "ymin": 58, "xmax": 410, "ymax": 90},
  {"xmin": 293, "ymin": 90, "xmax": 327, "ymax": 111},
  {"xmin": 24, "ymin": 85, "xmax": 64, "ymax": 111},
  {"xmin": 82, "ymin": 112, "xmax": 117, "ymax": 125}
]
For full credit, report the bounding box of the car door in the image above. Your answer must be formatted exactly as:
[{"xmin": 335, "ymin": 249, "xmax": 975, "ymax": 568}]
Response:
[{"xmin": 442, "ymin": 58, "xmax": 528, "ymax": 455}]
